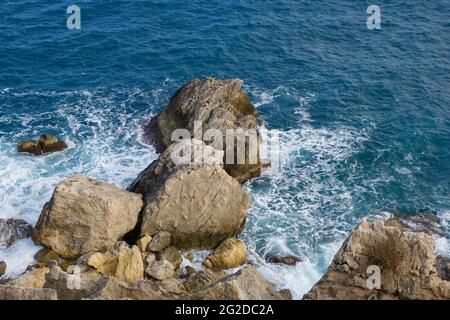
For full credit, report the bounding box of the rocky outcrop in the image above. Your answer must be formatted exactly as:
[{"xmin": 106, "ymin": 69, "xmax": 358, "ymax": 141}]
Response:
[
  {"xmin": 203, "ymin": 237, "xmax": 247, "ymax": 270},
  {"xmin": 17, "ymin": 135, "xmax": 68, "ymax": 156},
  {"xmin": 304, "ymin": 220, "xmax": 450, "ymax": 300},
  {"xmin": 32, "ymin": 176, "xmax": 143, "ymax": 259},
  {"xmin": 0, "ymin": 218, "xmax": 33, "ymax": 247},
  {"xmin": 143, "ymin": 78, "xmax": 262, "ymax": 183},
  {"xmin": 0, "ymin": 285, "xmax": 57, "ymax": 300},
  {"xmin": 189, "ymin": 267, "xmax": 289, "ymax": 300}
]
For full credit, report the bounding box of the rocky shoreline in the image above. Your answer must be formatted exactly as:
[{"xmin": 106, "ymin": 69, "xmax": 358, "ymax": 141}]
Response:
[{"xmin": 1, "ymin": 78, "xmax": 449, "ymax": 300}]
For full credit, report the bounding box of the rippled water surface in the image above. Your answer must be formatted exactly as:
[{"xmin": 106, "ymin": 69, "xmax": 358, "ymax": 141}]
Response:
[{"xmin": 0, "ymin": 0, "xmax": 449, "ymax": 298}]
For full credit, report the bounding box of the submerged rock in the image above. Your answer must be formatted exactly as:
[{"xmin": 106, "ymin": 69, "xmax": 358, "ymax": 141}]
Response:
[
  {"xmin": 0, "ymin": 218, "xmax": 33, "ymax": 247},
  {"xmin": 267, "ymin": 255, "xmax": 302, "ymax": 266},
  {"xmin": 32, "ymin": 176, "xmax": 143, "ymax": 259},
  {"xmin": 304, "ymin": 220, "xmax": 450, "ymax": 300},
  {"xmin": 17, "ymin": 135, "xmax": 68, "ymax": 156},
  {"xmin": 203, "ymin": 237, "xmax": 247, "ymax": 270},
  {"xmin": 143, "ymin": 77, "xmax": 262, "ymax": 183},
  {"xmin": 147, "ymin": 231, "xmax": 171, "ymax": 252}
]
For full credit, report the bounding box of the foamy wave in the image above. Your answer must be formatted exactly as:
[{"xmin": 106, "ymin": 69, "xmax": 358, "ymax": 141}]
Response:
[{"xmin": 0, "ymin": 85, "xmax": 170, "ymax": 277}]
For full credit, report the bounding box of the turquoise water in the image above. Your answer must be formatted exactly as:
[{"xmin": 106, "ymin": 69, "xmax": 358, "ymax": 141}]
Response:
[{"xmin": 0, "ymin": 1, "xmax": 449, "ymax": 298}]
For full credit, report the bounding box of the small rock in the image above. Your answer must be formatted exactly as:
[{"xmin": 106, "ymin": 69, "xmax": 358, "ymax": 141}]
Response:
[
  {"xmin": 87, "ymin": 252, "xmax": 117, "ymax": 276},
  {"xmin": 184, "ymin": 266, "xmax": 196, "ymax": 277},
  {"xmin": 135, "ymin": 234, "xmax": 152, "ymax": 252},
  {"xmin": 145, "ymin": 259, "xmax": 175, "ymax": 281},
  {"xmin": 17, "ymin": 135, "xmax": 68, "ymax": 156},
  {"xmin": 34, "ymin": 248, "xmax": 60, "ymax": 267},
  {"xmin": 0, "ymin": 218, "xmax": 33, "ymax": 247},
  {"xmin": 17, "ymin": 140, "xmax": 42, "ymax": 155},
  {"xmin": 267, "ymin": 255, "xmax": 302, "ymax": 266},
  {"xmin": 0, "ymin": 261, "xmax": 6, "ymax": 276},
  {"xmin": 115, "ymin": 245, "xmax": 144, "ymax": 283},
  {"xmin": 147, "ymin": 231, "xmax": 171, "ymax": 252},
  {"xmin": 203, "ymin": 237, "xmax": 247, "ymax": 270},
  {"xmin": 157, "ymin": 246, "xmax": 182, "ymax": 270},
  {"xmin": 144, "ymin": 253, "xmax": 156, "ymax": 267},
  {"xmin": 279, "ymin": 289, "xmax": 293, "ymax": 300}
]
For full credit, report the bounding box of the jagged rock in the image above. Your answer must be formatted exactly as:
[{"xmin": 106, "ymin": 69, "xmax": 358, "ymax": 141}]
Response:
[
  {"xmin": 147, "ymin": 231, "xmax": 171, "ymax": 252},
  {"xmin": 17, "ymin": 135, "xmax": 67, "ymax": 156},
  {"xmin": 43, "ymin": 265, "xmax": 102, "ymax": 300},
  {"xmin": 184, "ymin": 269, "xmax": 228, "ymax": 293},
  {"xmin": 135, "ymin": 234, "xmax": 152, "ymax": 252},
  {"xmin": 87, "ymin": 276, "xmax": 180, "ymax": 300},
  {"xmin": 0, "ymin": 261, "xmax": 6, "ymax": 276},
  {"xmin": 145, "ymin": 259, "xmax": 175, "ymax": 281},
  {"xmin": 115, "ymin": 245, "xmax": 144, "ymax": 282},
  {"xmin": 304, "ymin": 220, "xmax": 450, "ymax": 300},
  {"xmin": 5, "ymin": 267, "xmax": 49, "ymax": 289},
  {"xmin": 32, "ymin": 176, "xmax": 143, "ymax": 259},
  {"xmin": 0, "ymin": 285, "xmax": 57, "ymax": 300},
  {"xmin": 267, "ymin": 255, "xmax": 302, "ymax": 266},
  {"xmin": 138, "ymin": 159, "xmax": 251, "ymax": 249},
  {"xmin": 189, "ymin": 267, "xmax": 287, "ymax": 300},
  {"xmin": 0, "ymin": 218, "xmax": 33, "ymax": 247},
  {"xmin": 144, "ymin": 253, "xmax": 156, "ymax": 267},
  {"xmin": 143, "ymin": 77, "xmax": 261, "ymax": 183},
  {"xmin": 203, "ymin": 238, "xmax": 247, "ymax": 270},
  {"xmin": 157, "ymin": 246, "xmax": 183, "ymax": 270}
]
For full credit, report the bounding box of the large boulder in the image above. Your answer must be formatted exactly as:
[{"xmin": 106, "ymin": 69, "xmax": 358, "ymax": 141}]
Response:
[
  {"xmin": 189, "ymin": 267, "xmax": 288, "ymax": 300},
  {"xmin": 0, "ymin": 218, "xmax": 33, "ymax": 247},
  {"xmin": 32, "ymin": 176, "xmax": 143, "ymax": 259},
  {"xmin": 304, "ymin": 220, "xmax": 450, "ymax": 300},
  {"xmin": 132, "ymin": 139, "xmax": 250, "ymax": 250},
  {"xmin": 144, "ymin": 77, "xmax": 262, "ymax": 183},
  {"xmin": 140, "ymin": 164, "xmax": 250, "ymax": 249}
]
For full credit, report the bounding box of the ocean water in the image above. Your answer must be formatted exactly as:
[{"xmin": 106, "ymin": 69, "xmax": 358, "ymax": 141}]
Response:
[{"xmin": 0, "ymin": 0, "xmax": 449, "ymax": 298}]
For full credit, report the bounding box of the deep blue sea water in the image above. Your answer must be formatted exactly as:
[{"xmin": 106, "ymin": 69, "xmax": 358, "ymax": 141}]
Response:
[{"xmin": 0, "ymin": 0, "xmax": 449, "ymax": 298}]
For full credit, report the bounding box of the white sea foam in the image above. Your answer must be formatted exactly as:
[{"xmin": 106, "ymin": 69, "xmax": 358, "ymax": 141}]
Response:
[
  {"xmin": 0, "ymin": 86, "xmax": 163, "ymax": 278},
  {"xmin": 240, "ymin": 87, "xmax": 372, "ymax": 299}
]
